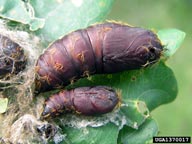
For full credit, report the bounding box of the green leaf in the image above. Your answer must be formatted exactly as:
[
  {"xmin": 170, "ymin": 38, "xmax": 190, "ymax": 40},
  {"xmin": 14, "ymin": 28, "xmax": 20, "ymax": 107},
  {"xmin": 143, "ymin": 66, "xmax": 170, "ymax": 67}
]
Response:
[
  {"xmin": 0, "ymin": 98, "xmax": 8, "ymax": 113},
  {"xmin": 157, "ymin": 29, "xmax": 186, "ymax": 59},
  {"xmin": 0, "ymin": 0, "xmax": 114, "ymax": 43},
  {"xmin": 0, "ymin": 0, "xmax": 44, "ymax": 31},
  {"xmin": 118, "ymin": 118, "xmax": 158, "ymax": 144},
  {"xmin": 62, "ymin": 123, "xmax": 119, "ymax": 144},
  {"xmin": 61, "ymin": 31, "xmax": 181, "ymax": 143},
  {"xmin": 30, "ymin": 0, "xmax": 114, "ymax": 42}
]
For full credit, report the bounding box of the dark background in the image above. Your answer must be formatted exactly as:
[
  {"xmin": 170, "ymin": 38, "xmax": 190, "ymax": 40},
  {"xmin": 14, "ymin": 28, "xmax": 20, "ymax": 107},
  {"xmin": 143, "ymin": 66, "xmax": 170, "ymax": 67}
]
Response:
[{"xmin": 108, "ymin": 0, "xmax": 192, "ymax": 136}]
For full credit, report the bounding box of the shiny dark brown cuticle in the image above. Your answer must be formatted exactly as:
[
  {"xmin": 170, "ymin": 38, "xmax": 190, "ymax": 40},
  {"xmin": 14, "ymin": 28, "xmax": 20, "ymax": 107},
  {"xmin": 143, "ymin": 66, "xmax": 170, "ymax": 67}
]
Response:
[
  {"xmin": 41, "ymin": 86, "xmax": 119, "ymax": 119},
  {"xmin": 35, "ymin": 22, "xmax": 163, "ymax": 93},
  {"xmin": 0, "ymin": 35, "xmax": 27, "ymax": 78}
]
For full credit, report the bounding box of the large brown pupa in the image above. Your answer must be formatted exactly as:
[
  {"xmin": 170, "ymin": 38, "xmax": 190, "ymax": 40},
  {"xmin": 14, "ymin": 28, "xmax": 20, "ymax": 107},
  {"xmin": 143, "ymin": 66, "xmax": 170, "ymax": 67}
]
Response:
[{"xmin": 35, "ymin": 22, "xmax": 163, "ymax": 93}]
